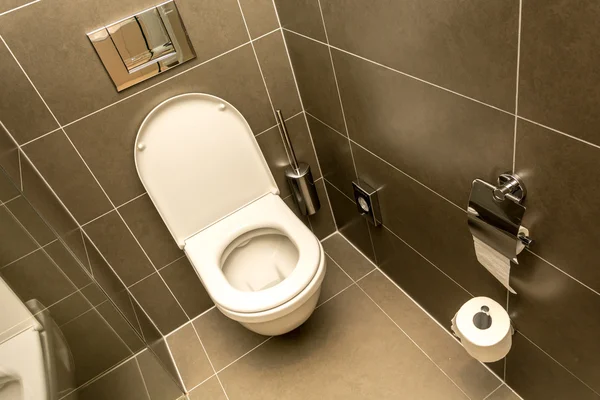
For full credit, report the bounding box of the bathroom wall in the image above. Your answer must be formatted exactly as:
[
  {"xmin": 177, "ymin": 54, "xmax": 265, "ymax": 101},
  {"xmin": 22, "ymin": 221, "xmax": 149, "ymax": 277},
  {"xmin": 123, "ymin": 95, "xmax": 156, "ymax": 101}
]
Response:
[
  {"xmin": 0, "ymin": 136, "xmax": 183, "ymax": 398},
  {"xmin": 0, "ymin": 0, "xmax": 334, "ymax": 346},
  {"xmin": 275, "ymin": 1, "xmax": 600, "ymax": 399}
]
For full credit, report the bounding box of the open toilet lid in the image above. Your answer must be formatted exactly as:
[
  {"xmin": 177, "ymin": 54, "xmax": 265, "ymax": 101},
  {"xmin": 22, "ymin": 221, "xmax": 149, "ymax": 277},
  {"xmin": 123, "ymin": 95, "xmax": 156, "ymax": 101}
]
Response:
[{"xmin": 134, "ymin": 93, "xmax": 278, "ymax": 248}]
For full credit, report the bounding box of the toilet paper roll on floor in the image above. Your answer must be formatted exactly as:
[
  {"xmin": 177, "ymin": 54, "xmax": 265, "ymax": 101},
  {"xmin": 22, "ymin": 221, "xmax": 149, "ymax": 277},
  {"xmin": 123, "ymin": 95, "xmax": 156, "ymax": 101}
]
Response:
[
  {"xmin": 473, "ymin": 226, "xmax": 529, "ymax": 294},
  {"xmin": 451, "ymin": 296, "xmax": 513, "ymax": 363}
]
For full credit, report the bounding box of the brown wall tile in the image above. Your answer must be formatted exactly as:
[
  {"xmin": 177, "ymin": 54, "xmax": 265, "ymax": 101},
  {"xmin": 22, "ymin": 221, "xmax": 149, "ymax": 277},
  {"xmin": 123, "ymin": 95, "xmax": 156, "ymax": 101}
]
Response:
[
  {"xmin": 1, "ymin": 249, "xmax": 76, "ymax": 307},
  {"xmin": 0, "ymin": 125, "xmax": 20, "ymax": 188},
  {"xmin": 510, "ymin": 250, "xmax": 600, "ymax": 392},
  {"xmin": 97, "ymin": 301, "xmax": 145, "ymax": 353},
  {"xmin": 506, "ymin": 333, "xmax": 599, "ymax": 400},
  {"xmin": 84, "ymin": 211, "xmax": 154, "ymax": 285},
  {"xmin": 23, "ymin": 131, "xmax": 112, "ymax": 224},
  {"xmin": 515, "ymin": 120, "xmax": 600, "ymax": 292},
  {"xmin": 519, "ymin": 1, "xmax": 600, "ymax": 146},
  {"xmin": 5, "ymin": 196, "xmax": 55, "ymax": 245},
  {"xmin": 254, "ymin": 30, "xmax": 302, "ymax": 117},
  {"xmin": 352, "ymin": 144, "xmax": 506, "ymax": 303},
  {"xmin": 49, "ymin": 291, "xmax": 92, "ymax": 326},
  {"xmin": 307, "ymin": 178, "xmax": 335, "ymax": 239},
  {"xmin": 333, "ymin": 49, "xmax": 513, "ymax": 207},
  {"xmin": 324, "ymin": 180, "xmax": 374, "ymax": 262},
  {"xmin": 64, "ymin": 44, "xmax": 274, "ymax": 206},
  {"xmin": 274, "ymin": 0, "xmax": 326, "ymax": 42},
  {"xmin": 70, "ymin": 357, "xmax": 147, "ymax": 400},
  {"xmin": 119, "ymin": 194, "xmax": 182, "ymax": 269},
  {"xmin": 0, "ymin": 204, "xmax": 37, "ymax": 265},
  {"xmin": 239, "ymin": 0, "xmax": 279, "ymax": 39},
  {"xmin": 284, "ymin": 31, "xmax": 345, "ymax": 133},
  {"xmin": 321, "ymin": 0, "xmax": 519, "ymax": 111},
  {"xmin": 308, "ymin": 113, "xmax": 355, "ymax": 199},
  {"xmin": 257, "ymin": 113, "xmax": 320, "ymax": 198},
  {"xmin": 44, "ymin": 239, "xmax": 91, "ymax": 289},
  {"xmin": 160, "ymin": 257, "xmax": 212, "ymax": 319},
  {"xmin": 323, "ymin": 233, "xmax": 374, "ymax": 281},
  {"xmin": 0, "ymin": 0, "xmax": 249, "ymax": 124},
  {"xmin": 137, "ymin": 350, "xmax": 184, "ymax": 400},
  {"xmin": 0, "ymin": 41, "xmax": 58, "ymax": 143},
  {"xmin": 60, "ymin": 308, "xmax": 132, "ymax": 385},
  {"xmin": 130, "ymin": 272, "xmax": 188, "ymax": 334}
]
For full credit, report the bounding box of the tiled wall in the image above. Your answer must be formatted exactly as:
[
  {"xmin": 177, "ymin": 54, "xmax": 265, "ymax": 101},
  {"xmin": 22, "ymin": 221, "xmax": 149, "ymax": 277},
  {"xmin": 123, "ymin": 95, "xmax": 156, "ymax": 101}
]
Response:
[
  {"xmin": 0, "ymin": 0, "xmax": 334, "ymax": 356},
  {"xmin": 275, "ymin": 1, "xmax": 600, "ymax": 399}
]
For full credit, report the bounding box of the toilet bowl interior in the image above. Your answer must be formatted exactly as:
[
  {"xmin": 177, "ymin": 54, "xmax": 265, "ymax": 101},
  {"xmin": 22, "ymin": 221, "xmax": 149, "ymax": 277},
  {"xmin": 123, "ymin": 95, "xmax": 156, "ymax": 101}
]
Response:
[
  {"xmin": 0, "ymin": 378, "xmax": 22, "ymax": 399},
  {"xmin": 221, "ymin": 228, "xmax": 299, "ymax": 293}
]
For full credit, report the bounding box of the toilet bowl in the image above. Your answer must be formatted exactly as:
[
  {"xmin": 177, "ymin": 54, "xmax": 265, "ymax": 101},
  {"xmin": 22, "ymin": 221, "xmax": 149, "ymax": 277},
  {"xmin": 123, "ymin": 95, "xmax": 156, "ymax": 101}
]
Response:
[{"xmin": 134, "ymin": 93, "xmax": 326, "ymax": 335}]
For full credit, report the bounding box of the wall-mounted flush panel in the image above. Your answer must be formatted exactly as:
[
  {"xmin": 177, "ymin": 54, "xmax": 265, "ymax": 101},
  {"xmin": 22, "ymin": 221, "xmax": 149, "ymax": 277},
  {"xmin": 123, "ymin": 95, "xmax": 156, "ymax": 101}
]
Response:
[
  {"xmin": 352, "ymin": 180, "xmax": 382, "ymax": 226},
  {"xmin": 87, "ymin": 1, "xmax": 195, "ymax": 91}
]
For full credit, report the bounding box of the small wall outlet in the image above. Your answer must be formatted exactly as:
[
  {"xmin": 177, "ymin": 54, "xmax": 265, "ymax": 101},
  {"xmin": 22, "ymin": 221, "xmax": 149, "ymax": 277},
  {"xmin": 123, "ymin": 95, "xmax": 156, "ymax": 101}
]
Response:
[{"xmin": 352, "ymin": 180, "xmax": 382, "ymax": 227}]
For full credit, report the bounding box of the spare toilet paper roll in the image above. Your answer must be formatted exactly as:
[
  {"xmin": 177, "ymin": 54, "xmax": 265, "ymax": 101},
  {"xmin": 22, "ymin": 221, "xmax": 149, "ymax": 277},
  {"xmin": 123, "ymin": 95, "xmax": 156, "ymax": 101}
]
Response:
[
  {"xmin": 451, "ymin": 296, "xmax": 513, "ymax": 363},
  {"xmin": 472, "ymin": 226, "xmax": 529, "ymax": 294}
]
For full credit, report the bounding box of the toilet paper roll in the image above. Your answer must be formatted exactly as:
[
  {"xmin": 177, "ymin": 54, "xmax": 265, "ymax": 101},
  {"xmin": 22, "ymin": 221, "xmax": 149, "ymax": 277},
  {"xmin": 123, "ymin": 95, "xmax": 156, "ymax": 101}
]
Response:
[
  {"xmin": 451, "ymin": 297, "xmax": 513, "ymax": 363},
  {"xmin": 473, "ymin": 226, "xmax": 529, "ymax": 294}
]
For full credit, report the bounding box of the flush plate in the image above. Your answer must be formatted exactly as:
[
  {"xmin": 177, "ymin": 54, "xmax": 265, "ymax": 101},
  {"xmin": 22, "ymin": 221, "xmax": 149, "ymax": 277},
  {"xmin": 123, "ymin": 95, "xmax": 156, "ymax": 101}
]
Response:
[{"xmin": 87, "ymin": 0, "xmax": 195, "ymax": 92}]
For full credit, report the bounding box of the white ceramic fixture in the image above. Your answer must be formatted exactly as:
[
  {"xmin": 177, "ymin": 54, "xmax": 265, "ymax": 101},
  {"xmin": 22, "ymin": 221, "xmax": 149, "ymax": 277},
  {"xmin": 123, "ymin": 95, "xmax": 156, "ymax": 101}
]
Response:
[
  {"xmin": 134, "ymin": 93, "xmax": 326, "ymax": 335},
  {"xmin": 0, "ymin": 280, "xmax": 75, "ymax": 400}
]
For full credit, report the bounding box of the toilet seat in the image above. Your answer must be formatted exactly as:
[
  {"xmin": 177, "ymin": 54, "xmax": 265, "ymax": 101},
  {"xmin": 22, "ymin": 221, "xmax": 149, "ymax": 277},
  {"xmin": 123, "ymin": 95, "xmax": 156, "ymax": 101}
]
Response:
[{"xmin": 185, "ymin": 193, "xmax": 320, "ymax": 314}]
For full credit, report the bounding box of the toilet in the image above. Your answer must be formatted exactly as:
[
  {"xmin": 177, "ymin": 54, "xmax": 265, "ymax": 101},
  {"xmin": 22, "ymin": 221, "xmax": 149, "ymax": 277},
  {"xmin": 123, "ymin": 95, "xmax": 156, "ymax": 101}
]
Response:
[{"xmin": 134, "ymin": 93, "xmax": 327, "ymax": 335}]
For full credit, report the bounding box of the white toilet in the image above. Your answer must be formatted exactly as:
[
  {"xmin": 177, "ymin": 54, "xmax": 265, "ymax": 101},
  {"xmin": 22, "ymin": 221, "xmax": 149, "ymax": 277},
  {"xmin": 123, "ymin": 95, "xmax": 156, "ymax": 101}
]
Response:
[{"xmin": 134, "ymin": 93, "xmax": 327, "ymax": 335}]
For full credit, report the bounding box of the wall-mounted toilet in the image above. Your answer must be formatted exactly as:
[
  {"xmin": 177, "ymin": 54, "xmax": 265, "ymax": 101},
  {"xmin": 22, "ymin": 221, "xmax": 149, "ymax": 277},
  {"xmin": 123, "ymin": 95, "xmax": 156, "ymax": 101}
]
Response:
[{"xmin": 134, "ymin": 93, "xmax": 327, "ymax": 335}]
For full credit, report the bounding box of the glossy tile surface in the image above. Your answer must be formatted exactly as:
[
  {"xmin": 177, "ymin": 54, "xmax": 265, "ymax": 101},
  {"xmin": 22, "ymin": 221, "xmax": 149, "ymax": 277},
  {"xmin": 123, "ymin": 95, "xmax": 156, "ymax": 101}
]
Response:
[
  {"xmin": 189, "ymin": 377, "xmax": 227, "ymax": 400},
  {"xmin": 284, "ymin": 31, "xmax": 345, "ymax": 133},
  {"xmin": 320, "ymin": 0, "xmax": 519, "ymax": 111},
  {"xmin": 506, "ymin": 333, "xmax": 599, "ymax": 400},
  {"xmin": 352, "ymin": 144, "xmax": 506, "ymax": 304},
  {"xmin": 167, "ymin": 323, "xmax": 213, "ymax": 390},
  {"xmin": 219, "ymin": 286, "xmax": 468, "ymax": 400},
  {"xmin": 359, "ymin": 271, "xmax": 500, "ymax": 399},
  {"xmin": 0, "ymin": 0, "xmax": 249, "ymax": 124},
  {"xmin": 333, "ymin": 49, "xmax": 513, "ymax": 207},
  {"xmin": 238, "ymin": 0, "xmax": 278, "ymax": 39},
  {"xmin": 519, "ymin": 0, "xmax": 600, "ymax": 145},
  {"xmin": 4, "ymin": 196, "xmax": 54, "ymax": 245},
  {"xmin": 308, "ymin": 113, "xmax": 355, "ymax": 199},
  {"xmin": 137, "ymin": 350, "xmax": 184, "ymax": 400},
  {"xmin": 306, "ymin": 178, "xmax": 336, "ymax": 239},
  {"xmin": 0, "ymin": 41, "xmax": 58, "ymax": 144},
  {"xmin": 160, "ymin": 257, "xmax": 213, "ymax": 319},
  {"xmin": 23, "ymin": 131, "xmax": 113, "ymax": 224},
  {"xmin": 275, "ymin": 0, "xmax": 327, "ymax": 41},
  {"xmin": 253, "ymin": 31, "xmax": 302, "ymax": 117},
  {"xmin": 486, "ymin": 385, "xmax": 522, "ymax": 400},
  {"xmin": 515, "ymin": 119, "xmax": 600, "ymax": 292},
  {"xmin": 322, "ymin": 233, "xmax": 374, "ymax": 280}
]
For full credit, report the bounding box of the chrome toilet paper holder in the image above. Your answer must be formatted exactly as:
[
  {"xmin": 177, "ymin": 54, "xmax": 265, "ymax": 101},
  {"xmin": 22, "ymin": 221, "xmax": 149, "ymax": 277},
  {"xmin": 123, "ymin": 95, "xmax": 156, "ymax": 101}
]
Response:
[{"xmin": 467, "ymin": 173, "xmax": 533, "ymax": 260}]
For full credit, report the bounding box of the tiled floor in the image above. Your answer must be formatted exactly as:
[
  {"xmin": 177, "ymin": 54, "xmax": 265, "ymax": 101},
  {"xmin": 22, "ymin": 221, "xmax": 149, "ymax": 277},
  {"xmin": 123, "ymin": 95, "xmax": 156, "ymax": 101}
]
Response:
[{"xmin": 166, "ymin": 233, "xmax": 522, "ymax": 400}]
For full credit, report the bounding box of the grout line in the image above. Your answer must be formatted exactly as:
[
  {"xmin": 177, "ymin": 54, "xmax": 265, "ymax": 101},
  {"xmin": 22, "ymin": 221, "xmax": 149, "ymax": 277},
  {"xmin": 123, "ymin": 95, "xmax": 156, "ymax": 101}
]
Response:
[
  {"xmin": 163, "ymin": 334, "xmax": 187, "ymax": 391},
  {"xmin": 216, "ymin": 337, "xmax": 272, "ymax": 374},
  {"xmin": 525, "ymin": 249, "xmax": 600, "ymax": 297},
  {"xmin": 189, "ymin": 321, "xmax": 231, "ymax": 399},
  {"xmin": 325, "ymin": 241, "xmax": 474, "ymax": 399},
  {"xmin": 517, "ymin": 331, "xmax": 600, "ymax": 396},
  {"xmin": 323, "ymin": 228, "xmax": 377, "ymax": 271},
  {"xmin": 517, "ymin": 116, "xmax": 600, "ymax": 150},
  {"xmin": 319, "ymin": 230, "xmax": 338, "ymax": 243},
  {"xmin": 254, "ymin": 109, "xmax": 303, "ymax": 138},
  {"xmin": 184, "ymin": 373, "xmax": 217, "ymax": 395},
  {"xmin": 135, "ymin": 356, "xmax": 153, "ymax": 400},
  {"xmin": 157, "ymin": 254, "xmax": 186, "ymax": 272},
  {"xmin": 116, "ymin": 191, "xmax": 147, "ymax": 209},
  {"xmin": 482, "ymin": 383, "xmax": 504, "ymax": 400},
  {"xmin": 512, "ymin": 0, "xmax": 523, "ymax": 173},
  {"xmin": 80, "ymin": 229, "xmax": 93, "ymax": 277},
  {"xmin": 282, "ymin": 28, "xmax": 514, "ymax": 117},
  {"xmin": 19, "ymin": 127, "xmax": 62, "ymax": 147},
  {"xmin": 17, "ymin": 150, "xmax": 23, "ymax": 191},
  {"xmin": 129, "ymin": 294, "xmax": 145, "ymax": 341},
  {"xmin": 305, "ymin": 112, "xmax": 345, "ymax": 137},
  {"xmin": 0, "ymin": 0, "xmax": 41, "ymax": 17},
  {"xmin": 189, "ymin": 305, "xmax": 217, "ymax": 325}
]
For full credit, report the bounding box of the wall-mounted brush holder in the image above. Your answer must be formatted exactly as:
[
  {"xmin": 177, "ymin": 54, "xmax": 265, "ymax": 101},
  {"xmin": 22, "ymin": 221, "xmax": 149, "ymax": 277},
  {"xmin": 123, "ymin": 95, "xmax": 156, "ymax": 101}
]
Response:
[
  {"xmin": 276, "ymin": 110, "xmax": 320, "ymax": 216},
  {"xmin": 467, "ymin": 173, "xmax": 532, "ymax": 261}
]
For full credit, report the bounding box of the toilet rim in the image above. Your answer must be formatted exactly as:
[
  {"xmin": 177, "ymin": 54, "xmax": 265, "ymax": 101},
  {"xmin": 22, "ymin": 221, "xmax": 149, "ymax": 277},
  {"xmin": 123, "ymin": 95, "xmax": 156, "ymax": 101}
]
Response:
[
  {"xmin": 217, "ymin": 241, "xmax": 327, "ymax": 324},
  {"xmin": 184, "ymin": 194, "xmax": 322, "ymax": 314}
]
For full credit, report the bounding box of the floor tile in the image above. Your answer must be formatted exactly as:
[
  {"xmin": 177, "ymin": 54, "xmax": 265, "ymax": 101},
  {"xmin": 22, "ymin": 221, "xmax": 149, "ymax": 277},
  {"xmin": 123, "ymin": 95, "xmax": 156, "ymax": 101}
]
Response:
[
  {"xmin": 137, "ymin": 350, "xmax": 184, "ymax": 400},
  {"xmin": 189, "ymin": 376, "xmax": 227, "ymax": 400},
  {"xmin": 486, "ymin": 385, "xmax": 522, "ymax": 400},
  {"xmin": 70, "ymin": 358, "xmax": 147, "ymax": 400},
  {"xmin": 219, "ymin": 286, "xmax": 468, "ymax": 399},
  {"xmin": 359, "ymin": 271, "xmax": 500, "ymax": 399},
  {"xmin": 166, "ymin": 323, "xmax": 213, "ymax": 390},
  {"xmin": 317, "ymin": 255, "xmax": 352, "ymax": 306},
  {"xmin": 193, "ymin": 309, "xmax": 266, "ymax": 372},
  {"xmin": 323, "ymin": 233, "xmax": 374, "ymax": 280}
]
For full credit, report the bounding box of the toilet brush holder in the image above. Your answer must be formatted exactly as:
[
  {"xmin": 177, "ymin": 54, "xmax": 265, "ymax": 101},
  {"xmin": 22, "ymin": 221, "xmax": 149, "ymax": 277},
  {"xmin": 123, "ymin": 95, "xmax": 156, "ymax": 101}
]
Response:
[
  {"xmin": 286, "ymin": 163, "xmax": 320, "ymax": 216},
  {"xmin": 276, "ymin": 109, "xmax": 320, "ymax": 216}
]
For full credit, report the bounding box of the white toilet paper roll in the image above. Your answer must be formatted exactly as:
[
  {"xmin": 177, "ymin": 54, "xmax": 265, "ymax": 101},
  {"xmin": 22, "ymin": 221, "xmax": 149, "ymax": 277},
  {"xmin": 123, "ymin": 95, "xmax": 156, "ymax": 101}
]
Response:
[{"xmin": 451, "ymin": 297, "xmax": 513, "ymax": 363}]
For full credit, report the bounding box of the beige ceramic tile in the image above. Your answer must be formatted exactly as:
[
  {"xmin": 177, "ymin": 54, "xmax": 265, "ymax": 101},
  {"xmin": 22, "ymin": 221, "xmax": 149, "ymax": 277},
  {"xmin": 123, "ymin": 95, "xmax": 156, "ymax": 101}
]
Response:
[{"xmin": 219, "ymin": 286, "xmax": 468, "ymax": 399}]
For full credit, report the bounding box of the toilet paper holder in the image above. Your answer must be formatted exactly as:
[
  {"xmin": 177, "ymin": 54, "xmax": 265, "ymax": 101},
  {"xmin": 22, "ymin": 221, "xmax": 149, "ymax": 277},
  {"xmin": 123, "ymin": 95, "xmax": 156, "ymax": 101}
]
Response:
[{"xmin": 467, "ymin": 173, "xmax": 533, "ymax": 260}]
